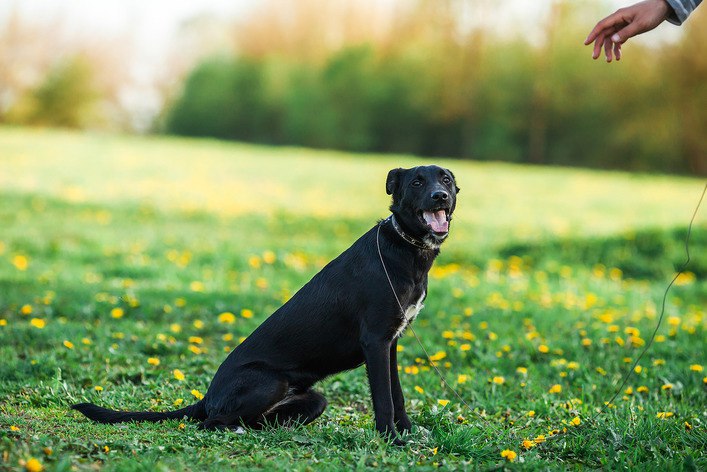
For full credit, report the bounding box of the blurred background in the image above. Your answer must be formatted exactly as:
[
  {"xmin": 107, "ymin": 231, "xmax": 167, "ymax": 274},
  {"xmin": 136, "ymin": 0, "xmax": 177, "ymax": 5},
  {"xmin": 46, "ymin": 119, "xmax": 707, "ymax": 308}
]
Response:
[{"xmin": 1, "ymin": 0, "xmax": 705, "ymax": 175}]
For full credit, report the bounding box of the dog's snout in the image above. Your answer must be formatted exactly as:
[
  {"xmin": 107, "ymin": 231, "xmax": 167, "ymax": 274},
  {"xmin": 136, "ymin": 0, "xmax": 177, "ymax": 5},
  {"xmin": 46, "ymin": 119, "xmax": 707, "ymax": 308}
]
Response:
[{"xmin": 431, "ymin": 190, "xmax": 449, "ymax": 202}]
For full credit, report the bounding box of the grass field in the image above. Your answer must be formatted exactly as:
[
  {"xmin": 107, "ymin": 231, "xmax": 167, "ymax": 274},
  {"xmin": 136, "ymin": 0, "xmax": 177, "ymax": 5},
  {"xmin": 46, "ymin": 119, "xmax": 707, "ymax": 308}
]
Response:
[{"xmin": 0, "ymin": 126, "xmax": 705, "ymax": 470}]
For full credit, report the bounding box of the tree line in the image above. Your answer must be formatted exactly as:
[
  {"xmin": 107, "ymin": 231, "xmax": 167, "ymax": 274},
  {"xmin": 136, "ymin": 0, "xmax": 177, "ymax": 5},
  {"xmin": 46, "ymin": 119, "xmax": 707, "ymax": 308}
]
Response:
[{"xmin": 1, "ymin": 1, "xmax": 705, "ymax": 174}]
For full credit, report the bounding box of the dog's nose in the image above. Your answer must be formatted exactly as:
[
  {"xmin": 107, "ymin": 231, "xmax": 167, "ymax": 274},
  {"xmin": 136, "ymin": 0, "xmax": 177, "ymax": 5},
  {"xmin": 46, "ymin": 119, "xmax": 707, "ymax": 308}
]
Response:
[{"xmin": 431, "ymin": 190, "xmax": 449, "ymax": 201}]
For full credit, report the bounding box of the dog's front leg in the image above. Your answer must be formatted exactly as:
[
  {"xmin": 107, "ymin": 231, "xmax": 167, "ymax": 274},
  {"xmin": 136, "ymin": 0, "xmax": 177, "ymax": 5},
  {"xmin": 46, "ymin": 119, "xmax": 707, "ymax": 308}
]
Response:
[
  {"xmin": 389, "ymin": 339, "xmax": 412, "ymax": 435},
  {"xmin": 362, "ymin": 335, "xmax": 403, "ymax": 445}
]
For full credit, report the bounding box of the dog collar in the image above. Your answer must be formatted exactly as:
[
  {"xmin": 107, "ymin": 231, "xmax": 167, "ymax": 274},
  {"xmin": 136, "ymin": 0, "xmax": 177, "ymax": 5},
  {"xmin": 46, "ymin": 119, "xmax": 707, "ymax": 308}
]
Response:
[{"xmin": 384, "ymin": 215, "xmax": 435, "ymax": 250}]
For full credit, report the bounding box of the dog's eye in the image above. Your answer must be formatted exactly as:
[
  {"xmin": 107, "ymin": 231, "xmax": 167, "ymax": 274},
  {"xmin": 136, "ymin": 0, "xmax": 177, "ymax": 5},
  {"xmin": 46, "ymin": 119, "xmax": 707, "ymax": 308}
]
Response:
[
  {"xmin": 411, "ymin": 179, "xmax": 422, "ymax": 188},
  {"xmin": 442, "ymin": 176, "xmax": 452, "ymax": 185}
]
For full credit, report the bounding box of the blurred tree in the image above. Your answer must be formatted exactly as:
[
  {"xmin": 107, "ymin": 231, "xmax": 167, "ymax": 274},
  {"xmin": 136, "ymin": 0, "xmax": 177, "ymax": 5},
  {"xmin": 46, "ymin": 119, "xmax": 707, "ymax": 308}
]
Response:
[
  {"xmin": 166, "ymin": 58, "xmax": 273, "ymax": 141},
  {"xmin": 7, "ymin": 56, "xmax": 97, "ymax": 128}
]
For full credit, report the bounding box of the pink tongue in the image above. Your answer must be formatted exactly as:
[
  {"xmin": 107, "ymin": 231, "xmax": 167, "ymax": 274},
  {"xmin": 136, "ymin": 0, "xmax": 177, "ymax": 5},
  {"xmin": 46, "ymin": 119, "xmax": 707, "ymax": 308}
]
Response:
[{"xmin": 423, "ymin": 210, "xmax": 448, "ymax": 233}]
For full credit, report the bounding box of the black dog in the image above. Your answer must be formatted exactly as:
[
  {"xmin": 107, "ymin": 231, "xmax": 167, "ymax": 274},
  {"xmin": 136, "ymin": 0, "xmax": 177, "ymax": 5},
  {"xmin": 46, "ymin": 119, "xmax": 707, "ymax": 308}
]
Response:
[{"xmin": 72, "ymin": 165, "xmax": 459, "ymax": 445}]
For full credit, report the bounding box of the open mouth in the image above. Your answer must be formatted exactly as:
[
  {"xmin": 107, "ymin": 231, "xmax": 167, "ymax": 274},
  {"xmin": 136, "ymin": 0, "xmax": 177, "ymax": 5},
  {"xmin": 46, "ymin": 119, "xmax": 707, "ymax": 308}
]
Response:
[{"xmin": 420, "ymin": 209, "xmax": 450, "ymax": 234}]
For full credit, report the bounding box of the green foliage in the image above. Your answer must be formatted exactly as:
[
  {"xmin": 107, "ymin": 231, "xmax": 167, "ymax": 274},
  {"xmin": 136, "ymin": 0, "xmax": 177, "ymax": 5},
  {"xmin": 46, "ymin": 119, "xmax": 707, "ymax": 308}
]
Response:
[
  {"xmin": 166, "ymin": 58, "xmax": 273, "ymax": 141},
  {"xmin": 164, "ymin": 4, "xmax": 706, "ymax": 175},
  {"xmin": 7, "ymin": 56, "xmax": 98, "ymax": 128}
]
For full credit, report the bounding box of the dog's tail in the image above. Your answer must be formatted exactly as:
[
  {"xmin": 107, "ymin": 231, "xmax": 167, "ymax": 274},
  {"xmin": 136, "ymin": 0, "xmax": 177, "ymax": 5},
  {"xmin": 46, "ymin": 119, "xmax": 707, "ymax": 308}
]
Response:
[{"xmin": 71, "ymin": 400, "xmax": 207, "ymax": 424}]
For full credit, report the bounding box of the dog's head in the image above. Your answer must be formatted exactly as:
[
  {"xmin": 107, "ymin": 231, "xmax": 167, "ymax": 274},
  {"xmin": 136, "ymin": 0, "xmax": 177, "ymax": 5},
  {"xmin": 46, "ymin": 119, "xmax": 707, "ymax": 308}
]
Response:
[{"xmin": 386, "ymin": 165, "xmax": 460, "ymax": 248}]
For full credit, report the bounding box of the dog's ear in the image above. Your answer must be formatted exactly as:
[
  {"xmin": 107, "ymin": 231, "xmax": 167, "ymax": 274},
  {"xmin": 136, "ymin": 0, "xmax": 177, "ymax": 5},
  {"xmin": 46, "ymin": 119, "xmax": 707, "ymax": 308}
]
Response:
[
  {"xmin": 447, "ymin": 169, "xmax": 460, "ymax": 194},
  {"xmin": 386, "ymin": 168, "xmax": 404, "ymax": 195}
]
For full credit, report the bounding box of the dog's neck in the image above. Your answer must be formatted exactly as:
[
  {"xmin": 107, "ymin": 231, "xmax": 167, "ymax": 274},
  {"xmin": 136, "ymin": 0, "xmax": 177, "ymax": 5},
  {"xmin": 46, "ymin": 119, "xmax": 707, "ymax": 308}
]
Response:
[{"xmin": 385, "ymin": 214, "xmax": 440, "ymax": 251}]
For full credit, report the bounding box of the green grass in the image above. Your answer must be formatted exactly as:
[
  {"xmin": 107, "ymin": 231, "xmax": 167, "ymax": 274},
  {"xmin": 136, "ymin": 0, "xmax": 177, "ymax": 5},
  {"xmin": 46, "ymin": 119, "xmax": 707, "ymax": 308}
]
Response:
[{"xmin": 0, "ymin": 126, "xmax": 705, "ymax": 470}]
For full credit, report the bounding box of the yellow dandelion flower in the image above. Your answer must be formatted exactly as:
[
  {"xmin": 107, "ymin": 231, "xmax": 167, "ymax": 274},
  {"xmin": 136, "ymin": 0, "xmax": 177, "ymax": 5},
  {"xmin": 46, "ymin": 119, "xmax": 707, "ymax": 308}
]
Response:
[
  {"xmin": 20, "ymin": 304, "xmax": 32, "ymax": 315},
  {"xmin": 241, "ymin": 309, "xmax": 254, "ymax": 319},
  {"xmin": 684, "ymin": 421, "xmax": 692, "ymax": 430},
  {"xmin": 534, "ymin": 435, "xmax": 546, "ymax": 444},
  {"xmin": 81, "ymin": 338, "xmax": 92, "ymax": 345},
  {"xmin": 174, "ymin": 398, "xmax": 184, "ymax": 406},
  {"xmin": 248, "ymin": 255, "xmax": 261, "ymax": 269},
  {"xmin": 24, "ymin": 457, "xmax": 43, "ymax": 472},
  {"xmin": 581, "ymin": 338, "xmax": 592, "ymax": 347},
  {"xmin": 110, "ymin": 308, "xmax": 124, "ymax": 319},
  {"xmin": 548, "ymin": 384, "xmax": 562, "ymax": 394},
  {"xmin": 661, "ymin": 383, "xmax": 673, "ymax": 391},
  {"xmin": 12, "ymin": 255, "xmax": 29, "ymax": 271},
  {"xmin": 527, "ymin": 410, "xmax": 535, "ymax": 417},
  {"xmin": 634, "ymin": 365, "xmax": 643, "ymax": 374},
  {"xmin": 538, "ymin": 344, "xmax": 550, "ymax": 353},
  {"xmin": 667, "ymin": 316, "xmax": 680, "ymax": 326},
  {"xmin": 653, "ymin": 359, "xmax": 665, "ymax": 366},
  {"xmin": 170, "ymin": 323, "xmax": 182, "ymax": 333},
  {"xmin": 173, "ymin": 369, "xmax": 185, "ymax": 381},
  {"xmin": 460, "ymin": 343, "xmax": 471, "ymax": 351},
  {"xmin": 689, "ymin": 364, "xmax": 703, "ymax": 372},
  {"xmin": 438, "ymin": 399, "xmax": 450, "ymax": 407},
  {"xmin": 624, "ymin": 387, "xmax": 634, "ymax": 395},
  {"xmin": 522, "ymin": 439, "xmax": 535, "ymax": 449},
  {"xmin": 414, "ymin": 385, "xmax": 424, "ymax": 394},
  {"xmin": 596, "ymin": 367, "xmax": 607, "ymax": 376},
  {"xmin": 188, "ymin": 345, "xmax": 202, "ymax": 355},
  {"xmin": 516, "ymin": 366, "xmax": 528, "ymax": 375},
  {"xmin": 656, "ymin": 412, "xmax": 674, "ymax": 419},
  {"xmin": 189, "ymin": 281, "xmax": 205, "ymax": 292},
  {"xmin": 256, "ymin": 278, "xmax": 268, "ymax": 289},
  {"xmin": 94, "ymin": 386, "xmax": 103, "ymax": 391},
  {"xmin": 262, "ymin": 251, "xmax": 276, "ymax": 264},
  {"xmin": 570, "ymin": 416, "xmax": 581, "ymax": 426},
  {"xmin": 63, "ymin": 340, "xmax": 74, "ymax": 350},
  {"xmin": 10, "ymin": 425, "xmax": 20, "ymax": 431},
  {"xmin": 442, "ymin": 330, "xmax": 454, "ymax": 339},
  {"xmin": 218, "ymin": 312, "xmax": 236, "ymax": 324},
  {"xmin": 30, "ymin": 318, "xmax": 46, "ymax": 329},
  {"xmin": 178, "ymin": 423, "xmax": 186, "ymax": 430},
  {"xmin": 191, "ymin": 389, "xmax": 204, "ymax": 400},
  {"xmin": 457, "ymin": 374, "xmax": 468, "ymax": 384},
  {"xmin": 500, "ymin": 449, "xmax": 517, "ymax": 462},
  {"xmin": 492, "ymin": 376, "xmax": 505, "ymax": 385},
  {"xmin": 188, "ymin": 336, "xmax": 203, "ymax": 344},
  {"xmin": 222, "ymin": 333, "xmax": 234, "ymax": 342},
  {"xmin": 429, "ymin": 351, "xmax": 447, "ymax": 362},
  {"xmin": 193, "ymin": 319, "xmax": 204, "ymax": 329},
  {"xmin": 147, "ymin": 357, "xmax": 160, "ymax": 366},
  {"xmin": 637, "ymin": 385, "xmax": 649, "ymax": 394},
  {"xmin": 0, "ymin": 319, "xmax": 6, "ymax": 326},
  {"xmin": 567, "ymin": 361, "xmax": 579, "ymax": 370}
]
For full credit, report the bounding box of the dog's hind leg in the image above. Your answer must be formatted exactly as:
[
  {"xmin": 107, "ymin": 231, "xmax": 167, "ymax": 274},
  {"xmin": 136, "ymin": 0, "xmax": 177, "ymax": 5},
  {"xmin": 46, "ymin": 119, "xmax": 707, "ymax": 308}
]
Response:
[
  {"xmin": 198, "ymin": 369, "xmax": 289, "ymax": 430},
  {"xmin": 255, "ymin": 389, "xmax": 327, "ymax": 428}
]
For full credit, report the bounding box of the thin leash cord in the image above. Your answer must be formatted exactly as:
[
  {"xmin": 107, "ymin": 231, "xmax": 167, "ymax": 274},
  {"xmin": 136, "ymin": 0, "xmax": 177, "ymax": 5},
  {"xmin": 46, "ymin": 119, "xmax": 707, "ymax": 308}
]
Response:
[
  {"xmin": 589, "ymin": 181, "xmax": 707, "ymax": 423},
  {"xmin": 377, "ymin": 182, "xmax": 706, "ymax": 435},
  {"xmin": 376, "ymin": 223, "xmax": 497, "ymax": 430}
]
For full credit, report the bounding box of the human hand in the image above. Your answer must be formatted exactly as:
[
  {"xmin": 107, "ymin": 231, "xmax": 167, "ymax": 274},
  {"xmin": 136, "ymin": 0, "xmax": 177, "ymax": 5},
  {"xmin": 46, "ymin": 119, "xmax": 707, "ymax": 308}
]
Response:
[{"xmin": 584, "ymin": 0, "xmax": 671, "ymax": 62}]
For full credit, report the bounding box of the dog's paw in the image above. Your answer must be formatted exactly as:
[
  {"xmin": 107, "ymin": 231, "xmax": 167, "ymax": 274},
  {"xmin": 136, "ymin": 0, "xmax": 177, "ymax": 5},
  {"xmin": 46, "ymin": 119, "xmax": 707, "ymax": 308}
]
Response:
[
  {"xmin": 391, "ymin": 437, "xmax": 406, "ymax": 447},
  {"xmin": 395, "ymin": 415, "xmax": 413, "ymax": 434}
]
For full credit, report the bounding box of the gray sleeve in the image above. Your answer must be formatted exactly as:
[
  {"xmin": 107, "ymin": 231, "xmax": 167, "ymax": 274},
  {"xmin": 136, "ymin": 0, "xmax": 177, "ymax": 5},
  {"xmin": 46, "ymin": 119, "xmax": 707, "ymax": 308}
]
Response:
[{"xmin": 665, "ymin": 0, "xmax": 702, "ymax": 25}]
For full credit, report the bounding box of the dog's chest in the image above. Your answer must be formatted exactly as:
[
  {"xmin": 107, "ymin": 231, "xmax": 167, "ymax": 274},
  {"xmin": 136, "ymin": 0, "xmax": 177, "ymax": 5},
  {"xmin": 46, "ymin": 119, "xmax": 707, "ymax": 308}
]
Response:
[{"xmin": 394, "ymin": 291, "xmax": 425, "ymax": 338}]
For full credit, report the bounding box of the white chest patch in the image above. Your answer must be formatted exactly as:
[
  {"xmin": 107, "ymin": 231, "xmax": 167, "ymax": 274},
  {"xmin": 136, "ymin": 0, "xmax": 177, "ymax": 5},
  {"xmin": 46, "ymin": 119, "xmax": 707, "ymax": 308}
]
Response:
[{"xmin": 395, "ymin": 291, "xmax": 425, "ymax": 338}]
